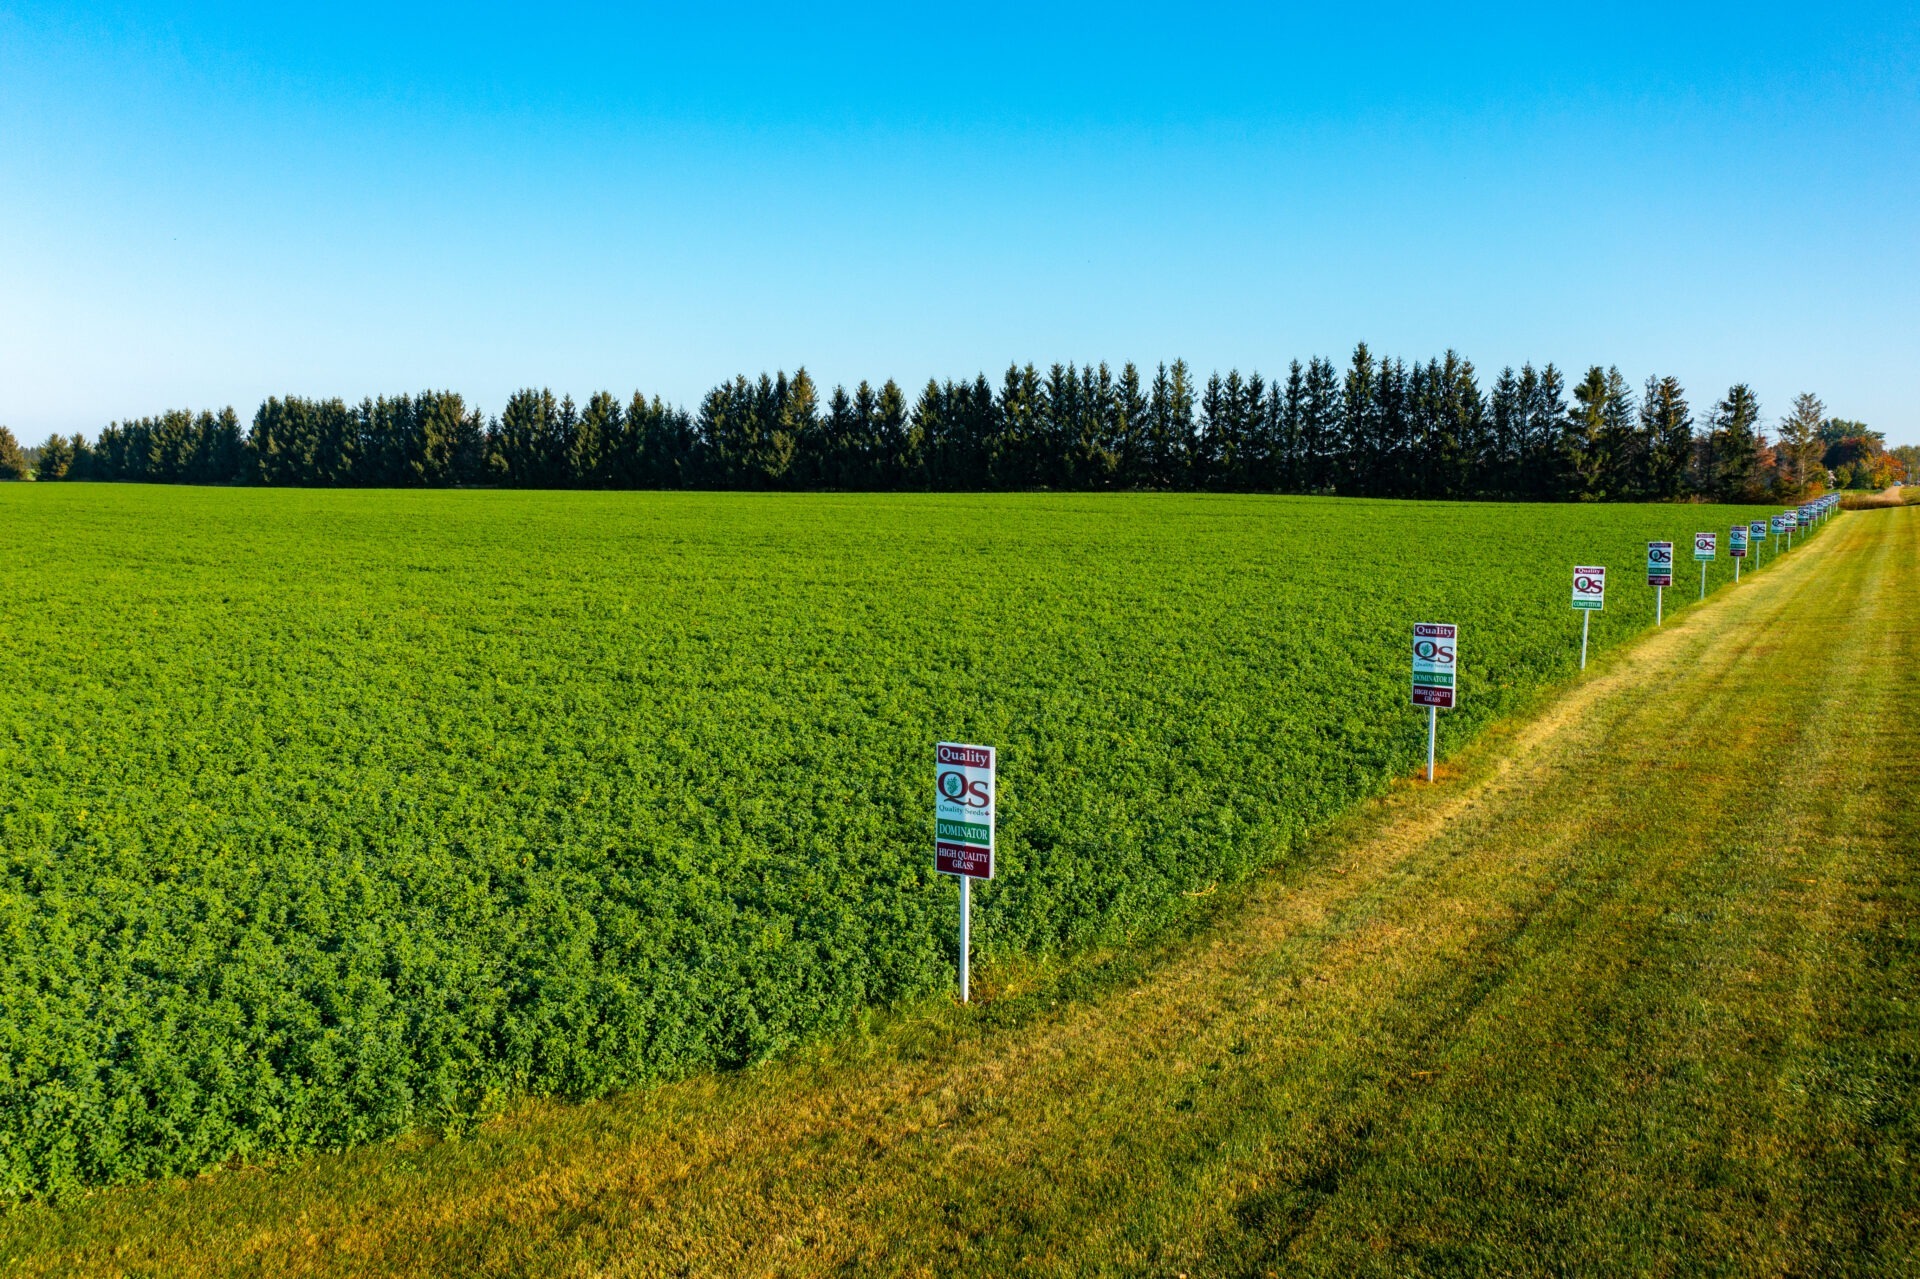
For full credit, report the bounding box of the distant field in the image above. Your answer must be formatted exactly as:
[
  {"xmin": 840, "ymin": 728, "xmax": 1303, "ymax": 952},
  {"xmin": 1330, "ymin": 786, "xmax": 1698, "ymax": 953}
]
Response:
[{"xmin": 0, "ymin": 487, "xmax": 1797, "ymax": 1195}]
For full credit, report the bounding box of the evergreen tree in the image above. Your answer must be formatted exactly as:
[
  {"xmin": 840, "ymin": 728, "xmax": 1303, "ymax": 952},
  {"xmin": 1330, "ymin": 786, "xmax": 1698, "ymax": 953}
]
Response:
[
  {"xmin": 68, "ymin": 433, "xmax": 98, "ymax": 480},
  {"xmin": 1639, "ymin": 376, "xmax": 1695, "ymax": 500},
  {"xmin": 1774, "ymin": 391, "xmax": 1826, "ymax": 496},
  {"xmin": 146, "ymin": 410, "xmax": 196, "ymax": 482},
  {"xmin": 1521, "ymin": 365, "xmax": 1568, "ymax": 500},
  {"xmin": 910, "ymin": 379, "xmax": 948, "ymax": 489},
  {"xmin": 493, "ymin": 389, "xmax": 562, "ymax": 487},
  {"xmin": 1253, "ymin": 378, "xmax": 1286, "ymax": 491},
  {"xmin": 1596, "ymin": 367, "xmax": 1640, "ymax": 500},
  {"xmin": 1079, "ymin": 363, "xmax": 1121, "ymax": 488},
  {"xmin": 1143, "ymin": 361, "xmax": 1194, "ymax": 490},
  {"xmin": 97, "ymin": 423, "xmax": 136, "ymax": 480},
  {"xmin": 1431, "ymin": 352, "xmax": 1485, "ymax": 498},
  {"xmin": 1237, "ymin": 371, "xmax": 1269, "ymax": 490},
  {"xmin": 405, "ymin": 391, "xmax": 483, "ymax": 487},
  {"xmin": 1199, "ymin": 370, "xmax": 1250, "ymax": 490},
  {"xmin": 768, "ymin": 370, "xmax": 815, "ymax": 487},
  {"xmin": 627, "ymin": 392, "xmax": 696, "ymax": 488},
  {"xmin": 1342, "ymin": 343, "xmax": 1379, "ymax": 495},
  {"xmin": 0, "ymin": 427, "xmax": 27, "ymax": 480},
  {"xmin": 1373, "ymin": 358, "xmax": 1412, "ymax": 497},
  {"xmin": 1300, "ymin": 357, "xmax": 1343, "ymax": 492},
  {"xmin": 550, "ymin": 396, "xmax": 581, "ymax": 485},
  {"xmin": 202, "ymin": 407, "xmax": 247, "ymax": 483},
  {"xmin": 1706, "ymin": 384, "xmax": 1764, "ymax": 501},
  {"xmin": 35, "ymin": 433, "xmax": 74, "ymax": 480},
  {"xmin": 1488, "ymin": 368, "xmax": 1523, "ymax": 499},
  {"xmin": 993, "ymin": 364, "xmax": 1043, "ymax": 488},
  {"xmin": 1114, "ymin": 363, "xmax": 1150, "ymax": 488},
  {"xmin": 1563, "ymin": 366, "xmax": 1613, "ymax": 500},
  {"xmin": 872, "ymin": 380, "xmax": 910, "ymax": 486},
  {"xmin": 573, "ymin": 391, "xmax": 620, "ymax": 486},
  {"xmin": 817, "ymin": 386, "xmax": 859, "ymax": 488}
]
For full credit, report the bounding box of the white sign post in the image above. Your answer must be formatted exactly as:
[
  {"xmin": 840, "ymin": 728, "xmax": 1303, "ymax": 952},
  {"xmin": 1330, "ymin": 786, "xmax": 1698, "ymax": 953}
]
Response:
[
  {"xmin": 1572, "ymin": 566, "xmax": 1605, "ymax": 669},
  {"xmin": 1647, "ymin": 541, "xmax": 1673, "ymax": 624},
  {"xmin": 1412, "ymin": 623, "xmax": 1458, "ymax": 782},
  {"xmin": 1694, "ymin": 532, "xmax": 1716, "ymax": 599},
  {"xmin": 935, "ymin": 742, "xmax": 996, "ymax": 1003}
]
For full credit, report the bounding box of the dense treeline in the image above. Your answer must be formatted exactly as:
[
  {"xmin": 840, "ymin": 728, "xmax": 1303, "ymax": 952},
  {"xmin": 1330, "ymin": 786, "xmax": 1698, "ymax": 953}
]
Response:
[{"xmin": 16, "ymin": 347, "xmax": 1897, "ymax": 499}]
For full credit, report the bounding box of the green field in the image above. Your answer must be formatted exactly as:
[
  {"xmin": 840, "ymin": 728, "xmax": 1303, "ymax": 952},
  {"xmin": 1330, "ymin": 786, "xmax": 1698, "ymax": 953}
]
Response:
[{"xmin": 0, "ymin": 487, "xmax": 1805, "ymax": 1196}]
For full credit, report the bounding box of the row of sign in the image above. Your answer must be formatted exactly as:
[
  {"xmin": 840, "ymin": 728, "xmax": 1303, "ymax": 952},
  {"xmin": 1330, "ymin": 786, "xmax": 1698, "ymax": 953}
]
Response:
[
  {"xmin": 1418, "ymin": 496, "xmax": 1838, "ymax": 709},
  {"xmin": 938, "ymin": 496, "xmax": 1839, "ymax": 884},
  {"xmin": 934, "ymin": 496, "xmax": 1834, "ymax": 1000}
]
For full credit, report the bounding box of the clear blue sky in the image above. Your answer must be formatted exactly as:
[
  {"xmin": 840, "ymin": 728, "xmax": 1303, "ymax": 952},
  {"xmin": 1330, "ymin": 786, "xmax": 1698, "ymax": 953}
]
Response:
[{"xmin": 3, "ymin": 3, "xmax": 1916, "ymax": 445}]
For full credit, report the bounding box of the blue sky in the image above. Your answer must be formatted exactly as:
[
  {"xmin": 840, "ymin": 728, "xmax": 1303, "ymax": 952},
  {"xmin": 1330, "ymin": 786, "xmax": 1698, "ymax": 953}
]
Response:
[{"xmin": 3, "ymin": 3, "xmax": 1916, "ymax": 444}]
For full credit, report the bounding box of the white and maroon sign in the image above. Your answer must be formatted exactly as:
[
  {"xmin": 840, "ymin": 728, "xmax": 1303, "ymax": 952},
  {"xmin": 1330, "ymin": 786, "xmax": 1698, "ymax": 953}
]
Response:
[
  {"xmin": 1729, "ymin": 525, "xmax": 1748, "ymax": 558},
  {"xmin": 934, "ymin": 742, "xmax": 995, "ymax": 879},
  {"xmin": 1411, "ymin": 623, "xmax": 1459, "ymax": 710},
  {"xmin": 1572, "ymin": 566, "xmax": 1606, "ymax": 610},
  {"xmin": 1693, "ymin": 532, "xmax": 1717, "ymax": 561}
]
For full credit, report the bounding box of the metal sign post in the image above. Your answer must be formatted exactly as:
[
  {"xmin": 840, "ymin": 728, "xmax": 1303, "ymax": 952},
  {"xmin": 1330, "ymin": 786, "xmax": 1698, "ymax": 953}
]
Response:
[
  {"xmin": 1572, "ymin": 566, "xmax": 1605, "ymax": 669},
  {"xmin": 1647, "ymin": 541, "xmax": 1672, "ymax": 625},
  {"xmin": 1694, "ymin": 532, "xmax": 1716, "ymax": 599},
  {"xmin": 1412, "ymin": 623, "xmax": 1458, "ymax": 782},
  {"xmin": 935, "ymin": 742, "xmax": 996, "ymax": 1003},
  {"xmin": 1729, "ymin": 525, "xmax": 1748, "ymax": 582}
]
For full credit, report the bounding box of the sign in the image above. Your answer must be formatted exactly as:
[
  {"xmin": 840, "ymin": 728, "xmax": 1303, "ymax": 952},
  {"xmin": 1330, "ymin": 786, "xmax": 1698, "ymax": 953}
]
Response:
[
  {"xmin": 1772, "ymin": 515, "xmax": 1788, "ymax": 535},
  {"xmin": 1694, "ymin": 532, "xmax": 1717, "ymax": 561},
  {"xmin": 1572, "ymin": 566, "xmax": 1606, "ymax": 610},
  {"xmin": 1729, "ymin": 526, "xmax": 1748, "ymax": 558},
  {"xmin": 1797, "ymin": 507, "xmax": 1811, "ymax": 528},
  {"xmin": 1646, "ymin": 541, "xmax": 1674, "ymax": 587},
  {"xmin": 934, "ymin": 742, "xmax": 995, "ymax": 879},
  {"xmin": 1750, "ymin": 520, "xmax": 1768, "ymax": 542},
  {"xmin": 1412, "ymin": 623, "xmax": 1459, "ymax": 709}
]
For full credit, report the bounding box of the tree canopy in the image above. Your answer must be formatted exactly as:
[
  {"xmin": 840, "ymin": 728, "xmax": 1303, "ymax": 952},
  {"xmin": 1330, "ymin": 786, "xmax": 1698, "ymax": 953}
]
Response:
[{"xmin": 29, "ymin": 349, "xmax": 1861, "ymax": 500}]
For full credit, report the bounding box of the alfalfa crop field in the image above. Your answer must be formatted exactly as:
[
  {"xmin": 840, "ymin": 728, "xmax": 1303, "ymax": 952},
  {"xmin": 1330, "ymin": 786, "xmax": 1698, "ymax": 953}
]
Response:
[{"xmin": 0, "ymin": 486, "xmax": 1799, "ymax": 1198}]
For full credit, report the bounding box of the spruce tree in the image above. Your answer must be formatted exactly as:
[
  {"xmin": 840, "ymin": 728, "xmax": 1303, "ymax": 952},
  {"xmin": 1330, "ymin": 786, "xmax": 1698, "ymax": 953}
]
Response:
[
  {"xmin": 1198, "ymin": 371, "xmax": 1232, "ymax": 489},
  {"xmin": 1524, "ymin": 365, "xmax": 1568, "ymax": 500},
  {"xmin": 820, "ymin": 386, "xmax": 857, "ymax": 488},
  {"xmin": 993, "ymin": 365, "xmax": 1039, "ymax": 488},
  {"xmin": 1342, "ymin": 343, "xmax": 1378, "ymax": 495},
  {"xmin": 0, "ymin": 426, "xmax": 28, "ymax": 480},
  {"xmin": 1143, "ymin": 361, "xmax": 1193, "ymax": 490},
  {"xmin": 1597, "ymin": 366, "xmax": 1639, "ymax": 499},
  {"xmin": 1564, "ymin": 366, "xmax": 1612, "ymax": 500},
  {"xmin": 1639, "ymin": 376, "xmax": 1695, "ymax": 500},
  {"xmin": 1082, "ymin": 363, "xmax": 1120, "ymax": 488},
  {"xmin": 1300, "ymin": 357, "xmax": 1342, "ymax": 493},
  {"xmin": 1278, "ymin": 361, "xmax": 1308, "ymax": 492},
  {"xmin": 573, "ymin": 391, "xmax": 621, "ymax": 487},
  {"xmin": 1113, "ymin": 363, "xmax": 1149, "ymax": 488},
  {"xmin": 1774, "ymin": 391, "xmax": 1826, "ymax": 496},
  {"xmin": 910, "ymin": 380, "xmax": 947, "ymax": 489},
  {"xmin": 1488, "ymin": 368, "xmax": 1522, "ymax": 498},
  {"xmin": 34, "ymin": 433, "xmax": 74, "ymax": 480},
  {"xmin": 873, "ymin": 380, "xmax": 910, "ymax": 487},
  {"xmin": 1707, "ymin": 384, "xmax": 1763, "ymax": 501},
  {"xmin": 68, "ymin": 433, "xmax": 98, "ymax": 480}
]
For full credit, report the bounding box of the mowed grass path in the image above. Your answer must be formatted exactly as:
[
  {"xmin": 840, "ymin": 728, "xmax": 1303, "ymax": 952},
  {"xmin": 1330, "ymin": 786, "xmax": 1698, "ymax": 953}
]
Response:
[{"xmin": 6, "ymin": 507, "xmax": 1915, "ymax": 1277}]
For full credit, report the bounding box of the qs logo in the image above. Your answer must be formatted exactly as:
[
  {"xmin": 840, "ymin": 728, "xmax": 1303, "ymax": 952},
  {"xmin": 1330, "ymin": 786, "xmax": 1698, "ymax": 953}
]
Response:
[{"xmin": 937, "ymin": 770, "xmax": 992, "ymax": 808}]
